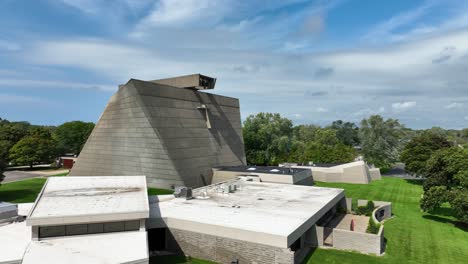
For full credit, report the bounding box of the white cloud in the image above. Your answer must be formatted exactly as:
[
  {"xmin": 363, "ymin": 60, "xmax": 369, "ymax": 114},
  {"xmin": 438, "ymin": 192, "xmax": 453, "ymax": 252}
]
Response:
[
  {"xmin": 392, "ymin": 101, "xmax": 417, "ymax": 111},
  {"xmin": 0, "ymin": 94, "xmax": 47, "ymax": 104},
  {"xmin": 0, "ymin": 39, "xmax": 21, "ymax": 51},
  {"xmin": 60, "ymin": 0, "xmax": 152, "ymax": 14},
  {"xmin": 9, "ymin": 0, "xmax": 468, "ymax": 129},
  {"xmin": 363, "ymin": 0, "xmax": 435, "ymax": 43},
  {"xmin": 0, "ymin": 78, "xmax": 115, "ymax": 91},
  {"xmin": 60, "ymin": 0, "xmax": 101, "ymax": 14},
  {"xmin": 316, "ymin": 107, "xmax": 328, "ymax": 113},
  {"xmin": 445, "ymin": 102, "xmax": 463, "ymax": 109}
]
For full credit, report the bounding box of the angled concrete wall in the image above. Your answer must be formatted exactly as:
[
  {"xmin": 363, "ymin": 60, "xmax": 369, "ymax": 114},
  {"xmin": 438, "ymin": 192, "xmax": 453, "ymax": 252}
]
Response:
[
  {"xmin": 70, "ymin": 79, "xmax": 246, "ymax": 188},
  {"xmin": 281, "ymin": 161, "xmax": 381, "ymax": 184}
]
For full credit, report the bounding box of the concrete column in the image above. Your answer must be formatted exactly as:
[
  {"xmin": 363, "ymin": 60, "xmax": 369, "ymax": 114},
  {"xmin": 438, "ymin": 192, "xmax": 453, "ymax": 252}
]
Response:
[{"xmin": 31, "ymin": 226, "xmax": 39, "ymax": 241}]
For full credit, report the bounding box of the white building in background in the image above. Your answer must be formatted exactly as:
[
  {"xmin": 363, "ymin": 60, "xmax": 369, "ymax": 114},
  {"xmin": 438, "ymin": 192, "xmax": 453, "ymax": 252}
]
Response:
[{"xmin": 279, "ymin": 161, "xmax": 381, "ymax": 184}]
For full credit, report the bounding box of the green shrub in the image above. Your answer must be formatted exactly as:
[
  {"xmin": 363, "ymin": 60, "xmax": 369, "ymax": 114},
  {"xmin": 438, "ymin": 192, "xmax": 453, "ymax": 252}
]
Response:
[
  {"xmin": 366, "ymin": 217, "xmax": 381, "ymax": 234},
  {"xmin": 337, "ymin": 205, "xmax": 347, "ymax": 214},
  {"xmin": 354, "ymin": 200, "xmax": 375, "ymax": 216},
  {"xmin": 365, "ymin": 200, "xmax": 375, "ymax": 216},
  {"xmin": 380, "ymin": 167, "xmax": 391, "ymax": 174}
]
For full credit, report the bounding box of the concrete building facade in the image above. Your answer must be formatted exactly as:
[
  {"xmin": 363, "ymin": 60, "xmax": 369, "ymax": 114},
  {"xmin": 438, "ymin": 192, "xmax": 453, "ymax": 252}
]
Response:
[
  {"xmin": 70, "ymin": 74, "xmax": 246, "ymax": 188},
  {"xmin": 148, "ymin": 178, "xmax": 345, "ymax": 264},
  {"xmin": 211, "ymin": 166, "xmax": 313, "ymax": 185},
  {"xmin": 280, "ymin": 161, "xmax": 381, "ymax": 184}
]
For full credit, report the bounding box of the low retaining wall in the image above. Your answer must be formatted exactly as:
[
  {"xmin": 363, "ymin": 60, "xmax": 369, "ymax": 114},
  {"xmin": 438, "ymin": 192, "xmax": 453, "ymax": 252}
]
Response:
[
  {"xmin": 357, "ymin": 200, "xmax": 392, "ymax": 223},
  {"xmin": 333, "ymin": 225, "xmax": 384, "ymax": 255}
]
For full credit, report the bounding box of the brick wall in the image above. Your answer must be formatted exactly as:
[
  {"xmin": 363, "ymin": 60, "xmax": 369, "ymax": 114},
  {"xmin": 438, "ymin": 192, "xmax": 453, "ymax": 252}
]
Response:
[{"xmin": 165, "ymin": 228, "xmax": 309, "ymax": 264}]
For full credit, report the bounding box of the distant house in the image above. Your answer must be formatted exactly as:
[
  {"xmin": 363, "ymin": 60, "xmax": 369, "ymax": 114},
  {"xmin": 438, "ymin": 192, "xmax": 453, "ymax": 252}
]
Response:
[{"xmin": 58, "ymin": 156, "xmax": 76, "ymax": 169}]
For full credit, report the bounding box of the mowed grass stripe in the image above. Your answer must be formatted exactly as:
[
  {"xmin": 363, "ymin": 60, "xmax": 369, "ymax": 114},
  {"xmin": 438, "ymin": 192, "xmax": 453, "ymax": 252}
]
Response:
[{"xmin": 313, "ymin": 177, "xmax": 467, "ymax": 264}]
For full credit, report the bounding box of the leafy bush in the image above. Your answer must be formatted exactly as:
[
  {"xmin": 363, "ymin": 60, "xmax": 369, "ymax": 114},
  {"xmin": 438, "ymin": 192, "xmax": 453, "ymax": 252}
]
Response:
[
  {"xmin": 337, "ymin": 205, "xmax": 347, "ymax": 214},
  {"xmin": 367, "ymin": 217, "xmax": 381, "ymax": 234},
  {"xmin": 379, "ymin": 167, "xmax": 391, "ymax": 174},
  {"xmin": 354, "ymin": 200, "xmax": 375, "ymax": 216}
]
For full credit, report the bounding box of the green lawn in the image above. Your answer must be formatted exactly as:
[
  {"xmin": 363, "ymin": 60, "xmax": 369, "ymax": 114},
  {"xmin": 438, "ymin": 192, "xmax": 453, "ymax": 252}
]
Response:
[
  {"xmin": 307, "ymin": 177, "xmax": 468, "ymax": 264},
  {"xmin": 0, "ymin": 177, "xmax": 173, "ymax": 203},
  {"xmin": 0, "ymin": 178, "xmax": 47, "ymax": 203}
]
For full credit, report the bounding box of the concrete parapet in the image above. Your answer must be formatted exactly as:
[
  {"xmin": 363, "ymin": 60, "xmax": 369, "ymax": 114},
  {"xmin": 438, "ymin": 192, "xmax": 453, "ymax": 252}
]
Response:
[
  {"xmin": 333, "ymin": 225, "xmax": 384, "ymax": 255},
  {"xmin": 357, "ymin": 199, "xmax": 392, "ymax": 223}
]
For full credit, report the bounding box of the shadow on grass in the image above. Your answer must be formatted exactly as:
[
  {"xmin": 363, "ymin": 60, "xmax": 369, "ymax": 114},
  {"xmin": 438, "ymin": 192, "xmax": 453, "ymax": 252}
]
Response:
[
  {"xmin": 301, "ymin": 247, "xmax": 318, "ymax": 264},
  {"xmin": 0, "ymin": 189, "xmax": 40, "ymax": 203},
  {"xmin": 405, "ymin": 179, "xmax": 424, "ymax": 186},
  {"xmin": 149, "ymin": 255, "xmax": 188, "ymax": 264},
  {"xmin": 149, "ymin": 255, "xmax": 217, "ymax": 264},
  {"xmin": 423, "ymin": 215, "xmax": 468, "ymax": 232},
  {"xmin": 431, "ymin": 207, "xmax": 455, "ymax": 218}
]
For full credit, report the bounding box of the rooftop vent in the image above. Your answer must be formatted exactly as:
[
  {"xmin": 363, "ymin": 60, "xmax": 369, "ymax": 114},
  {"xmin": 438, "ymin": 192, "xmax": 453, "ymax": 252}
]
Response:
[{"xmin": 174, "ymin": 186, "xmax": 193, "ymax": 200}]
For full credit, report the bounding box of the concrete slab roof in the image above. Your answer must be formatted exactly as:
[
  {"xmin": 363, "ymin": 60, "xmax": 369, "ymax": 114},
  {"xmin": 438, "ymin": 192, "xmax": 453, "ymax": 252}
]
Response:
[
  {"xmin": 150, "ymin": 179, "xmax": 344, "ymax": 248},
  {"xmin": 0, "ymin": 221, "xmax": 31, "ymax": 264},
  {"xmin": 22, "ymin": 231, "xmax": 148, "ymax": 264},
  {"xmin": 214, "ymin": 165, "xmax": 309, "ymax": 175},
  {"xmin": 27, "ymin": 176, "xmax": 149, "ymax": 226}
]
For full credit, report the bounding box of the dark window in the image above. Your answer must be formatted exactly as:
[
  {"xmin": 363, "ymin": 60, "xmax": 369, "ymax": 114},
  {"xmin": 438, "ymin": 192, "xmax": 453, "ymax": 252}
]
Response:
[{"xmin": 38, "ymin": 220, "xmax": 141, "ymax": 239}]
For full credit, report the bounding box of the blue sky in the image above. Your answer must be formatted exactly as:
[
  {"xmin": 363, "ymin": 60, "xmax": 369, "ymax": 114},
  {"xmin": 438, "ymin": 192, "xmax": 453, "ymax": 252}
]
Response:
[{"xmin": 1, "ymin": 0, "xmax": 467, "ymax": 129}]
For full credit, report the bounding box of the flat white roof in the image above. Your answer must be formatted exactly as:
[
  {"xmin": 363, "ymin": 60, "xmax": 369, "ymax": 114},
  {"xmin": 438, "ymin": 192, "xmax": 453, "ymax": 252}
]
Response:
[
  {"xmin": 27, "ymin": 176, "xmax": 149, "ymax": 226},
  {"xmin": 0, "ymin": 221, "xmax": 31, "ymax": 264},
  {"xmin": 22, "ymin": 231, "xmax": 148, "ymax": 264},
  {"xmin": 150, "ymin": 179, "xmax": 344, "ymax": 248}
]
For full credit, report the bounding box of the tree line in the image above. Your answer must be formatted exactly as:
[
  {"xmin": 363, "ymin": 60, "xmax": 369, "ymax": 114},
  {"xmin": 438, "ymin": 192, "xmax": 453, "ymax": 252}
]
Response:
[
  {"xmin": 244, "ymin": 113, "xmax": 411, "ymax": 169},
  {"xmin": 243, "ymin": 112, "xmax": 468, "ymax": 223},
  {"xmin": 0, "ymin": 118, "xmax": 94, "ymax": 177}
]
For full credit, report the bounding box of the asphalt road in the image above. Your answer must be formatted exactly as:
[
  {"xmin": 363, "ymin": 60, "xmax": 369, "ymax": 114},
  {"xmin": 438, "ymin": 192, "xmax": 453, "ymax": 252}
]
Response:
[{"xmin": 2, "ymin": 171, "xmax": 42, "ymax": 183}]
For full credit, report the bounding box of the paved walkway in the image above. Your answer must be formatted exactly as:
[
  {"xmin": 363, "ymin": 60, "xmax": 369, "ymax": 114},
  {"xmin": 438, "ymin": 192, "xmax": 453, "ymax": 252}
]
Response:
[
  {"xmin": 326, "ymin": 214, "xmax": 369, "ymax": 233},
  {"xmin": 2, "ymin": 169, "xmax": 69, "ymax": 183}
]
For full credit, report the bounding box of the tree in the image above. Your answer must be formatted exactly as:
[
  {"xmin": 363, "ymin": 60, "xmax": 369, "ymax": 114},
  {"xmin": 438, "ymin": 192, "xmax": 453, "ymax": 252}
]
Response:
[
  {"xmin": 243, "ymin": 113, "xmax": 293, "ymax": 165},
  {"xmin": 0, "ymin": 118, "xmax": 31, "ymax": 162},
  {"xmin": 289, "ymin": 125, "xmax": 319, "ymax": 162},
  {"xmin": 359, "ymin": 115, "xmax": 404, "ymax": 169},
  {"xmin": 301, "ymin": 128, "xmax": 356, "ymax": 163},
  {"xmin": 54, "ymin": 121, "xmax": 94, "ymax": 155},
  {"xmin": 329, "ymin": 120, "xmax": 360, "ymax": 146},
  {"xmin": 9, "ymin": 128, "xmax": 57, "ymax": 168},
  {"xmin": 421, "ymin": 147, "xmax": 468, "ymax": 223},
  {"xmin": 0, "ymin": 158, "xmax": 5, "ymax": 185},
  {"xmin": 400, "ymin": 131, "xmax": 451, "ymax": 176},
  {"xmin": 461, "ymin": 128, "xmax": 468, "ymax": 139}
]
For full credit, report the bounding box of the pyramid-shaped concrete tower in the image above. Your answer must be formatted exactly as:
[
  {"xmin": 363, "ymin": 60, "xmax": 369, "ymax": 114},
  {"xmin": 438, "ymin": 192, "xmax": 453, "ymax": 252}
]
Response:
[{"xmin": 70, "ymin": 74, "xmax": 246, "ymax": 188}]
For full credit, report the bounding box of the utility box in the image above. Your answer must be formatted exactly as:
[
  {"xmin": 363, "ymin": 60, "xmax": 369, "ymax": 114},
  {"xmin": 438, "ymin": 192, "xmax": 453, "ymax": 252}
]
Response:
[{"xmin": 0, "ymin": 202, "xmax": 18, "ymax": 221}]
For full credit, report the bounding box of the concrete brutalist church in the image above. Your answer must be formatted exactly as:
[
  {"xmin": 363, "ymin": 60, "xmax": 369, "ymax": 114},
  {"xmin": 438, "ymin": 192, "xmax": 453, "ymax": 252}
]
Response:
[{"xmin": 70, "ymin": 74, "xmax": 246, "ymax": 188}]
